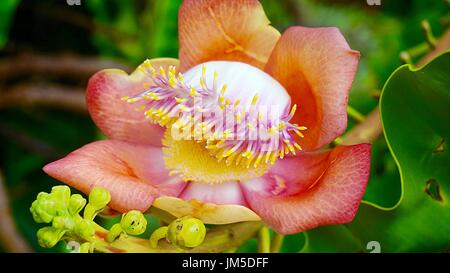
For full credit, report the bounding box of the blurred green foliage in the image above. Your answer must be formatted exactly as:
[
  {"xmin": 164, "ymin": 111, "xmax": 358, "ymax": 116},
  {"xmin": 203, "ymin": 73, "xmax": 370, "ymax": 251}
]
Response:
[{"xmin": 0, "ymin": 0, "xmax": 449, "ymax": 252}]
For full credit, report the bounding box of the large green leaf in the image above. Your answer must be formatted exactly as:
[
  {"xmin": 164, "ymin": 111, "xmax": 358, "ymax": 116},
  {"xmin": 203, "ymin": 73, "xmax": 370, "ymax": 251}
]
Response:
[{"xmin": 347, "ymin": 52, "xmax": 450, "ymax": 252}]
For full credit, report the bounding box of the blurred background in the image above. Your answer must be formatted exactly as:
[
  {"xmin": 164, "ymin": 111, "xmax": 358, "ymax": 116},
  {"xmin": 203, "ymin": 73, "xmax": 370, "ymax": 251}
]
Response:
[{"xmin": 0, "ymin": 0, "xmax": 448, "ymax": 252}]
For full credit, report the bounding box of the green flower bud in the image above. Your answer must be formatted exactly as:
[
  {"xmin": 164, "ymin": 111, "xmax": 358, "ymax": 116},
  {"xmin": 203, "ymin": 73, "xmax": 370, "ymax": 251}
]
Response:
[
  {"xmin": 120, "ymin": 210, "xmax": 147, "ymax": 236},
  {"xmin": 79, "ymin": 242, "xmax": 92, "ymax": 253},
  {"xmin": 50, "ymin": 185, "xmax": 71, "ymax": 211},
  {"xmin": 106, "ymin": 223, "xmax": 123, "ymax": 243},
  {"xmin": 74, "ymin": 218, "xmax": 95, "ymax": 239},
  {"xmin": 30, "ymin": 192, "xmax": 59, "ymax": 223},
  {"xmin": 88, "ymin": 187, "xmax": 111, "ymax": 210},
  {"xmin": 69, "ymin": 194, "xmax": 86, "ymax": 215},
  {"xmin": 37, "ymin": 227, "xmax": 65, "ymax": 248},
  {"xmin": 167, "ymin": 216, "xmax": 206, "ymax": 248},
  {"xmin": 30, "ymin": 197, "xmax": 52, "ymax": 223}
]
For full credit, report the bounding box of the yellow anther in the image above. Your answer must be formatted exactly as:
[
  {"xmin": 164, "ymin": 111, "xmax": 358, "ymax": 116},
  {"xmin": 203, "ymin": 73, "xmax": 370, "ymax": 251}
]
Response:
[
  {"xmin": 289, "ymin": 104, "xmax": 297, "ymax": 117},
  {"xmin": 190, "ymin": 87, "xmax": 197, "ymax": 97},
  {"xmin": 270, "ymin": 153, "xmax": 278, "ymax": 165},
  {"xmin": 148, "ymin": 92, "xmax": 160, "ymax": 100},
  {"xmin": 221, "ymin": 84, "xmax": 228, "ymax": 94},
  {"xmin": 200, "ymin": 77, "xmax": 206, "ymax": 89},
  {"xmin": 294, "ymin": 143, "xmax": 302, "ymax": 151},
  {"xmin": 179, "ymin": 105, "xmax": 190, "ymax": 112},
  {"xmin": 168, "ymin": 66, "xmax": 176, "ymax": 75},
  {"xmin": 279, "ymin": 149, "xmax": 285, "ymax": 159},
  {"xmin": 294, "ymin": 129, "xmax": 304, "ymax": 138},
  {"xmin": 202, "ymin": 65, "xmax": 206, "ymax": 76},
  {"xmin": 143, "ymin": 59, "xmax": 152, "ymax": 68},
  {"xmin": 278, "ymin": 122, "xmax": 286, "ymax": 130},
  {"xmin": 135, "ymin": 105, "xmax": 145, "ymax": 111},
  {"xmin": 247, "ymin": 123, "xmax": 254, "ymax": 130},
  {"xmin": 219, "ymin": 95, "xmax": 225, "ymax": 105},
  {"xmin": 159, "ymin": 67, "xmax": 166, "ymax": 77},
  {"xmin": 178, "ymin": 73, "xmax": 184, "ymax": 82},
  {"xmin": 287, "ymin": 144, "xmax": 296, "ymax": 155},
  {"xmin": 214, "ymin": 71, "xmax": 218, "ymax": 81},
  {"xmin": 121, "ymin": 96, "xmax": 130, "ymax": 101},
  {"xmin": 258, "ymin": 112, "xmax": 264, "ymax": 122},
  {"xmin": 127, "ymin": 97, "xmax": 139, "ymax": 103},
  {"xmin": 265, "ymin": 151, "xmax": 272, "ymax": 163},
  {"xmin": 169, "ymin": 78, "xmax": 177, "ymax": 88},
  {"xmin": 150, "ymin": 67, "xmax": 156, "ymax": 77},
  {"xmin": 254, "ymin": 154, "xmax": 263, "ymax": 168},
  {"xmin": 223, "ymin": 148, "xmax": 234, "ymax": 157},
  {"xmin": 234, "ymin": 99, "xmax": 240, "ymax": 107},
  {"xmin": 251, "ymin": 94, "xmax": 259, "ymax": 106},
  {"xmin": 175, "ymin": 97, "xmax": 186, "ymax": 103},
  {"xmin": 236, "ymin": 111, "xmax": 242, "ymax": 123},
  {"xmin": 267, "ymin": 127, "xmax": 277, "ymax": 135}
]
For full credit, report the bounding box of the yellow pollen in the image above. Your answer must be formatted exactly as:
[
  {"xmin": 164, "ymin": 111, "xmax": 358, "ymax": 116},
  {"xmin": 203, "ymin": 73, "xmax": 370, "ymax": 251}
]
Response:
[{"xmin": 162, "ymin": 131, "xmax": 269, "ymax": 184}]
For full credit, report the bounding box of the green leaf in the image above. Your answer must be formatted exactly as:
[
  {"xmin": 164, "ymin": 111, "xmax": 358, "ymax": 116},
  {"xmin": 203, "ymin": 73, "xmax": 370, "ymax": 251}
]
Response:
[
  {"xmin": 347, "ymin": 51, "xmax": 450, "ymax": 252},
  {"xmin": 0, "ymin": 0, "xmax": 20, "ymax": 48},
  {"xmin": 301, "ymin": 225, "xmax": 364, "ymax": 253}
]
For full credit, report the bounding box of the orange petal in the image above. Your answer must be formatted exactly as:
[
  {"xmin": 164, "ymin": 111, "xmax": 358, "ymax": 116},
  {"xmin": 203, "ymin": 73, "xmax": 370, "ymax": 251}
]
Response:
[
  {"xmin": 43, "ymin": 140, "xmax": 186, "ymax": 212},
  {"xmin": 241, "ymin": 144, "xmax": 371, "ymax": 234},
  {"xmin": 86, "ymin": 58, "xmax": 179, "ymax": 146},
  {"xmin": 265, "ymin": 27, "xmax": 360, "ymax": 150},
  {"xmin": 178, "ymin": 0, "xmax": 280, "ymax": 71}
]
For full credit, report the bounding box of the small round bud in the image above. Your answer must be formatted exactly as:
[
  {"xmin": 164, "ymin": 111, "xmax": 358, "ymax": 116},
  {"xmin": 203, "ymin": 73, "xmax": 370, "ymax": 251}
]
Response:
[
  {"xmin": 74, "ymin": 218, "xmax": 95, "ymax": 239},
  {"xmin": 167, "ymin": 216, "xmax": 206, "ymax": 248},
  {"xmin": 69, "ymin": 194, "xmax": 86, "ymax": 215},
  {"xmin": 106, "ymin": 223, "xmax": 123, "ymax": 243},
  {"xmin": 88, "ymin": 187, "xmax": 111, "ymax": 210},
  {"xmin": 37, "ymin": 227, "xmax": 65, "ymax": 248},
  {"xmin": 120, "ymin": 210, "xmax": 147, "ymax": 235}
]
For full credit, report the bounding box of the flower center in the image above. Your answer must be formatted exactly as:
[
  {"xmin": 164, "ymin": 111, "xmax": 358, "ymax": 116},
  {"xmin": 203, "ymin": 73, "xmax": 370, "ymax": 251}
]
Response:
[
  {"xmin": 162, "ymin": 130, "xmax": 269, "ymax": 183},
  {"xmin": 125, "ymin": 60, "xmax": 306, "ymax": 183}
]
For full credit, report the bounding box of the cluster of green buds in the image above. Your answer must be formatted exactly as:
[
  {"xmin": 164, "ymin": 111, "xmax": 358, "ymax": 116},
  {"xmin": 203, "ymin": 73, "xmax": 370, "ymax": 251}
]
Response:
[
  {"xmin": 30, "ymin": 185, "xmax": 96, "ymax": 248},
  {"xmin": 30, "ymin": 185, "xmax": 207, "ymax": 252}
]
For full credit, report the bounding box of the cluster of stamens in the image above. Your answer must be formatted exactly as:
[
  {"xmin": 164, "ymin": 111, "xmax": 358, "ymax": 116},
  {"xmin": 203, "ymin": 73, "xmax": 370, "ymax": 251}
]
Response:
[{"xmin": 123, "ymin": 60, "xmax": 306, "ymax": 168}]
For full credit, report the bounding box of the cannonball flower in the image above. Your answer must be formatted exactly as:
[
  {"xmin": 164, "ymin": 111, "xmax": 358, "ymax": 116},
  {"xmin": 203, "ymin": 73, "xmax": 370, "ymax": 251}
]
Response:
[{"xmin": 43, "ymin": 0, "xmax": 371, "ymax": 235}]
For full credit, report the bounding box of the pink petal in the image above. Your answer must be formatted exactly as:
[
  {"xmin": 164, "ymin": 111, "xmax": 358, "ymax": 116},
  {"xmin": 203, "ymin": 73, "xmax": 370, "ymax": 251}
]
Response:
[
  {"xmin": 178, "ymin": 0, "xmax": 280, "ymax": 71},
  {"xmin": 43, "ymin": 140, "xmax": 186, "ymax": 212},
  {"xmin": 86, "ymin": 59, "xmax": 179, "ymax": 146},
  {"xmin": 179, "ymin": 181, "xmax": 247, "ymax": 206},
  {"xmin": 241, "ymin": 144, "xmax": 371, "ymax": 234},
  {"xmin": 265, "ymin": 27, "xmax": 360, "ymax": 151}
]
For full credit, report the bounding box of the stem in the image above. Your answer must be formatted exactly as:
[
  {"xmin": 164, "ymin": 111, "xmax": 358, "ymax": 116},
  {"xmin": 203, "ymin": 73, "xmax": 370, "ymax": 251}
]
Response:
[
  {"xmin": 270, "ymin": 233, "xmax": 284, "ymax": 253},
  {"xmin": 257, "ymin": 226, "xmax": 271, "ymax": 253},
  {"xmin": 347, "ymin": 106, "xmax": 365, "ymax": 123},
  {"xmin": 421, "ymin": 20, "xmax": 437, "ymax": 49},
  {"xmin": 70, "ymin": 220, "xmax": 262, "ymax": 253},
  {"xmin": 341, "ymin": 108, "xmax": 382, "ymax": 145}
]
